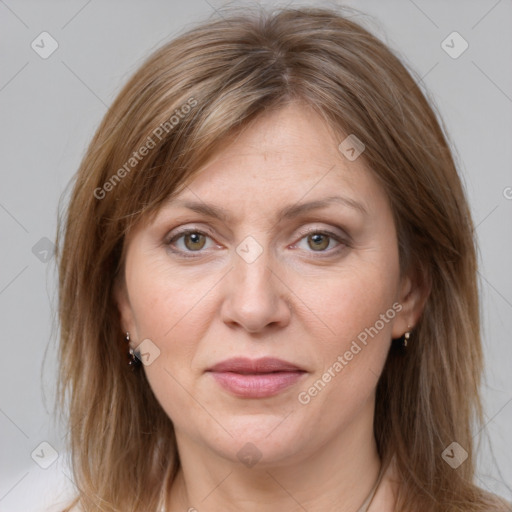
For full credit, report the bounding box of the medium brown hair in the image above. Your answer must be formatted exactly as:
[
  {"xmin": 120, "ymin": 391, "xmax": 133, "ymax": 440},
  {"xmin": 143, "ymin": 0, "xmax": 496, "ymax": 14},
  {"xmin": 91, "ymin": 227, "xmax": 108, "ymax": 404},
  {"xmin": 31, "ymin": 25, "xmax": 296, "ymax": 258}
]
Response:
[{"xmin": 55, "ymin": 5, "xmax": 509, "ymax": 511}]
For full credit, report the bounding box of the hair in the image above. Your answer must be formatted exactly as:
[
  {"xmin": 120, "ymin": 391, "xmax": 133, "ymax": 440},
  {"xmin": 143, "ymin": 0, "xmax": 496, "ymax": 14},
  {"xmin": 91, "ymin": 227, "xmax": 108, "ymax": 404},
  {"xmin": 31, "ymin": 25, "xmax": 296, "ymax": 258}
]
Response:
[{"xmin": 55, "ymin": 5, "xmax": 510, "ymax": 512}]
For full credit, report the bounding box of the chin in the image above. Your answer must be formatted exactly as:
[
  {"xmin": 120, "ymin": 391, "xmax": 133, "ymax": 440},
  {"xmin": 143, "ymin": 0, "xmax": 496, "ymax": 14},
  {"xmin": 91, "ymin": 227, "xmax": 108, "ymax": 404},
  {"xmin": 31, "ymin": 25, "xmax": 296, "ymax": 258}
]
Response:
[{"xmin": 201, "ymin": 413, "xmax": 313, "ymax": 467}]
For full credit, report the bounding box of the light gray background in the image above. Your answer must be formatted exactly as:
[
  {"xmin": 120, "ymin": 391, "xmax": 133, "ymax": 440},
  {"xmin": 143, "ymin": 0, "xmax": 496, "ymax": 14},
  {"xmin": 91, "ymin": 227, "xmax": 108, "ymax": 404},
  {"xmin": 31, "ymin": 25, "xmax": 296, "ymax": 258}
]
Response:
[{"xmin": 1, "ymin": 0, "xmax": 511, "ymax": 510}]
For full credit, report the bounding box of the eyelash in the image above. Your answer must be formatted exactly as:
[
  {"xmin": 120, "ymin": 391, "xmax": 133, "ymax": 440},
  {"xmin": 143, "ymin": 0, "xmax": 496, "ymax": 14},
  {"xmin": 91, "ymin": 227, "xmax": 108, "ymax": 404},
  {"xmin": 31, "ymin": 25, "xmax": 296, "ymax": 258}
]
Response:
[{"xmin": 165, "ymin": 227, "xmax": 348, "ymax": 259}]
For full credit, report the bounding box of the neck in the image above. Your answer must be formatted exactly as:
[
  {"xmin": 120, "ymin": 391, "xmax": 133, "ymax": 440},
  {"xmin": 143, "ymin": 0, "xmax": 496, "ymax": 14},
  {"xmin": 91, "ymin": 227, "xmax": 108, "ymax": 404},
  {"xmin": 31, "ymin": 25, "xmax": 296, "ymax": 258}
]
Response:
[{"xmin": 167, "ymin": 397, "xmax": 383, "ymax": 512}]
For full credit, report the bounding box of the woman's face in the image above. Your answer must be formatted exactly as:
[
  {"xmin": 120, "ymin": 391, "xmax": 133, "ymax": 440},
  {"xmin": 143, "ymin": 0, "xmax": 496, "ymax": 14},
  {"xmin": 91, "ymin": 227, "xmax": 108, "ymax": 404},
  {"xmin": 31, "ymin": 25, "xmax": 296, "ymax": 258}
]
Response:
[{"xmin": 116, "ymin": 102, "xmax": 416, "ymax": 467}]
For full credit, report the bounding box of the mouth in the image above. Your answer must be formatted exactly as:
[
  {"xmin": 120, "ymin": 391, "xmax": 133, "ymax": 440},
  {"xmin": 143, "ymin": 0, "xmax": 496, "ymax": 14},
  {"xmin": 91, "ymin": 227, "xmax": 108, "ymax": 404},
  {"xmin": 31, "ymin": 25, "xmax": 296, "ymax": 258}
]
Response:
[{"xmin": 206, "ymin": 357, "xmax": 307, "ymax": 398}]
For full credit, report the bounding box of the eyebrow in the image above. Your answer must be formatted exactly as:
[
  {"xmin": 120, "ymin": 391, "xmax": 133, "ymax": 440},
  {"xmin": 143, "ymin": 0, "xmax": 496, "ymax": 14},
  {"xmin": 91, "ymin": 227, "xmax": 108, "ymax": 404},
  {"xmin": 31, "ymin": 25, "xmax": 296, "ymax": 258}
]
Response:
[{"xmin": 166, "ymin": 195, "xmax": 368, "ymax": 222}]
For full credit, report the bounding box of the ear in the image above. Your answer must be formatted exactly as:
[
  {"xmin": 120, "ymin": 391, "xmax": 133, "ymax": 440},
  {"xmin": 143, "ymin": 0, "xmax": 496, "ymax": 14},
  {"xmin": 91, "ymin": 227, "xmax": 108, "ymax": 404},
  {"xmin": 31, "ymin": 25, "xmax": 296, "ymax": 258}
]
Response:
[
  {"xmin": 113, "ymin": 273, "xmax": 137, "ymax": 347},
  {"xmin": 391, "ymin": 262, "xmax": 431, "ymax": 338}
]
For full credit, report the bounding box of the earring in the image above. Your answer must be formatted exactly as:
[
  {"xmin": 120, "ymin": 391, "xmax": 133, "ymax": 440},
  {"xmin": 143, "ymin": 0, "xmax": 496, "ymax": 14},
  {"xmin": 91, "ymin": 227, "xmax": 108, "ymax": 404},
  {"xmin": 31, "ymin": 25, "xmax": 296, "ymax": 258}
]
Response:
[
  {"xmin": 403, "ymin": 330, "xmax": 411, "ymax": 348},
  {"xmin": 126, "ymin": 332, "xmax": 141, "ymax": 368}
]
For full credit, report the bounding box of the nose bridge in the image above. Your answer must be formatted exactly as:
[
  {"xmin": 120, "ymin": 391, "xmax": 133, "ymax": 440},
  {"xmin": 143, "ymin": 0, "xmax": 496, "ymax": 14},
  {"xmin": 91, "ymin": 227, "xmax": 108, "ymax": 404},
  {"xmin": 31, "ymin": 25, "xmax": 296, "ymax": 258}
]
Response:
[
  {"xmin": 233, "ymin": 234, "xmax": 276, "ymax": 303},
  {"xmin": 220, "ymin": 234, "xmax": 290, "ymax": 332}
]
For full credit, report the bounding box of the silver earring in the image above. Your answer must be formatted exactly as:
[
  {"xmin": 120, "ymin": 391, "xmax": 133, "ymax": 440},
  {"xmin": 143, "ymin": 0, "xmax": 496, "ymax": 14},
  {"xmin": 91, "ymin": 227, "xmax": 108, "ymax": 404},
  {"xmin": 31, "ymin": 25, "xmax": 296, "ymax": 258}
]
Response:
[
  {"xmin": 403, "ymin": 331, "xmax": 411, "ymax": 348},
  {"xmin": 126, "ymin": 332, "xmax": 141, "ymax": 368}
]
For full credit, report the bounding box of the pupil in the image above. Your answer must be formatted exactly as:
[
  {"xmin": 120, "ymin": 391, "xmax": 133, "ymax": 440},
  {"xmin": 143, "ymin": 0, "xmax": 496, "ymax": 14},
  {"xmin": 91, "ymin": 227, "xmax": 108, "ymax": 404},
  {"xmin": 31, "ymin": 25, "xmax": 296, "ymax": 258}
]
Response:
[
  {"xmin": 309, "ymin": 233, "xmax": 328, "ymax": 251},
  {"xmin": 186, "ymin": 233, "xmax": 205, "ymax": 250}
]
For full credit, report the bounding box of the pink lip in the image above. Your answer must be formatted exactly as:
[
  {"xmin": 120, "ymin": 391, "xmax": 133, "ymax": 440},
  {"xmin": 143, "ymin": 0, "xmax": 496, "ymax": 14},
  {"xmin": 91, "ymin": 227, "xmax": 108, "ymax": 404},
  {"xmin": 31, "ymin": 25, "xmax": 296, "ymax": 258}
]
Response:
[{"xmin": 207, "ymin": 357, "xmax": 307, "ymax": 398}]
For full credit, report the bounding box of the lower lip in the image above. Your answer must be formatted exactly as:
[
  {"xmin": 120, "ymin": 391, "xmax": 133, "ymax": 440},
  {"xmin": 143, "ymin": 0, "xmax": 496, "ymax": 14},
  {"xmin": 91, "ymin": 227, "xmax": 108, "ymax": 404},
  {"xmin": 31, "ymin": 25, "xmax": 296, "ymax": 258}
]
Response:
[{"xmin": 209, "ymin": 371, "xmax": 305, "ymax": 398}]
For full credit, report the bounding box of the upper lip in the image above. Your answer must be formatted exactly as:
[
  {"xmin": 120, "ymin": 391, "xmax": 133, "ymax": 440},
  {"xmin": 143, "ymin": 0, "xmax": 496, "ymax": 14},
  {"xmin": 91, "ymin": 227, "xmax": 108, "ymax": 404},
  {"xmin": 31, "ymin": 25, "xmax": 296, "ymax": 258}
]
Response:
[{"xmin": 207, "ymin": 357, "xmax": 305, "ymax": 374}]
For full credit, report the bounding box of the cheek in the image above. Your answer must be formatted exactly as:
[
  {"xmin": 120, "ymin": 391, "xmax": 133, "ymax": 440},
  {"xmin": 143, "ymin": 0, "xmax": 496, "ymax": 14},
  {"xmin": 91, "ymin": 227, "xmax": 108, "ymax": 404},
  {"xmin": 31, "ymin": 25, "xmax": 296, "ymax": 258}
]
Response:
[
  {"xmin": 127, "ymin": 251, "xmax": 215, "ymax": 343},
  {"xmin": 294, "ymin": 255, "xmax": 399, "ymax": 409},
  {"xmin": 294, "ymin": 260, "xmax": 399, "ymax": 425},
  {"xmin": 296, "ymin": 259, "xmax": 399, "ymax": 350},
  {"xmin": 125, "ymin": 257, "xmax": 219, "ymax": 422}
]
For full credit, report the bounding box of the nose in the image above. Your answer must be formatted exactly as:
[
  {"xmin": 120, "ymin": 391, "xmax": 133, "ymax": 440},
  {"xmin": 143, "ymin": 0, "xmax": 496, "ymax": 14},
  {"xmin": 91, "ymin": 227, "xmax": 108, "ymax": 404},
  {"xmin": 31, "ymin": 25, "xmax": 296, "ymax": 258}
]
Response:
[{"xmin": 219, "ymin": 246, "xmax": 292, "ymax": 334}]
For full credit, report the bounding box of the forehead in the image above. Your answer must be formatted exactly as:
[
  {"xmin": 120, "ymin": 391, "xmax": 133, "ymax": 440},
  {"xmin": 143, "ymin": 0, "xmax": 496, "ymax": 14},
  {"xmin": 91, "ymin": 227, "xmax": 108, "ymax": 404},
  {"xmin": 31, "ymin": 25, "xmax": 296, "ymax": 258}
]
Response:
[
  {"xmin": 123, "ymin": 104, "xmax": 397, "ymax": 258},
  {"xmin": 164, "ymin": 103, "xmax": 381, "ymax": 213},
  {"xmin": 132, "ymin": 102, "xmax": 392, "ymax": 240}
]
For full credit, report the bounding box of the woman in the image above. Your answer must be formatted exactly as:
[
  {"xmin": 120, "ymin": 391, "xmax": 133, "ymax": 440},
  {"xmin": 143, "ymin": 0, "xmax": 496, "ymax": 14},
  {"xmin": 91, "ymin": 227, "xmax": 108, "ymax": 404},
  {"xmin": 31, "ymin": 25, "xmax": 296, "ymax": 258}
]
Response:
[{"xmin": 55, "ymin": 5, "xmax": 510, "ymax": 511}]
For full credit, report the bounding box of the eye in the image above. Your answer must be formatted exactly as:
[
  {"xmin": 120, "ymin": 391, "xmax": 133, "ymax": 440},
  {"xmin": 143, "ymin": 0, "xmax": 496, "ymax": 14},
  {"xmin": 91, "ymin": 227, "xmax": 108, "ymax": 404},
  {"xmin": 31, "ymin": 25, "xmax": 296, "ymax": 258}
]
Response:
[
  {"xmin": 166, "ymin": 229, "xmax": 216, "ymax": 254},
  {"xmin": 293, "ymin": 230, "xmax": 345, "ymax": 254},
  {"xmin": 165, "ymin": 226, "xmax": 348, "ymax": 258}
]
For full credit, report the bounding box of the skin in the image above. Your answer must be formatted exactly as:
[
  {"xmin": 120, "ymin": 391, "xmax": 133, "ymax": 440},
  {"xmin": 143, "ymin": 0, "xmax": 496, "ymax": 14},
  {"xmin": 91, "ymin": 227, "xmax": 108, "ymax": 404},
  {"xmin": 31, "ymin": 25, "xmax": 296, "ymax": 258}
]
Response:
[{"xmin": 115, "ymin": 102, "xmax": 427, "ymax": 512}]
